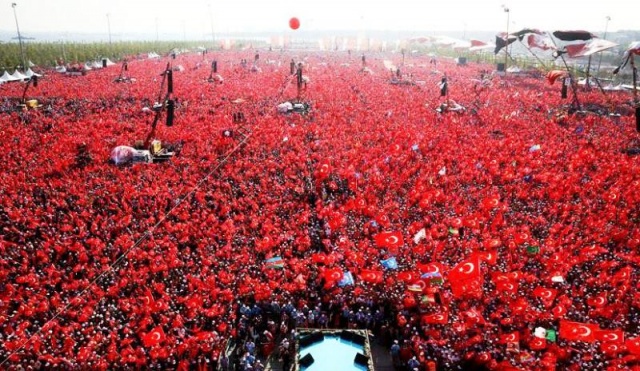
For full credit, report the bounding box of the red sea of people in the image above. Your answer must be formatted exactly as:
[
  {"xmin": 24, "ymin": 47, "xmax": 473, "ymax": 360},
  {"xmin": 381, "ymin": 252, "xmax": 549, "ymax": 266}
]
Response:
[{"xmin": 0, "ymin": 49, "xmax": 639, "ymax": 370}]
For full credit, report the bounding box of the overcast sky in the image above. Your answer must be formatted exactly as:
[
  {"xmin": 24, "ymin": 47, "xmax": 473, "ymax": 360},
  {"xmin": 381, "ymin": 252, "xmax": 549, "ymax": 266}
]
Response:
[{"xmin": 0, "ymin": 0, "xmax": 635, "ymax": 40}]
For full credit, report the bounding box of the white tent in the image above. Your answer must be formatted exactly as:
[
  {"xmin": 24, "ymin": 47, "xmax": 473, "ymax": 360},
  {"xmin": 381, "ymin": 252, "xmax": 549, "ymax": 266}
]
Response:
[
  {"xmin": 10, "ymin": 70, "xmax": 27, "ymax": 81},
  {"xmin": 148, "ymin": 52, "xmax": 160, "ymax": 59},
  {"xmin": 0, "ymin": 71, "xmax": 13, "ymax": 82},
  {"xmin": 91, "ymin": 61, "xmax": 103, "ymax": 69},
  {"xmin": 24, "ymin": 68, "xmax": 42, "ymax": 78},
  {"xmin": 104, "ymin": 58, "xmax": 116, "ymax": 66},
  {"xmin": 28, "ymin": 60, "xmax": 36, "ymax": 67},
  {"xmin": 55, "ymin": 66, "xmax": 67, "ymax": 73},
  {"xmin": 84, "ymin": 63, "xmax": 93, "ymax": 70}
]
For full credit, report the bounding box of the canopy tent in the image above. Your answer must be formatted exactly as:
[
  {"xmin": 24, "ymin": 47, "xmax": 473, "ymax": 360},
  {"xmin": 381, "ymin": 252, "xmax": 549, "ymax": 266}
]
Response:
[
  {"xmin": 10, "ymin": 70, "xmax": 27, "ymax": 81},
  {"xmin": 24, "ymin": 68, "xmax": 42, "ymax": 78},
  {"xmin": 104, "ymin": 58, "xmax": 116, "ymax": 66},
  {"xmin": 0, "ymin": 71, "xmax": 15, "ymax": 82},
  {"xmin": 55, "ymin": 66, "xmax": 67, "ymax": 73}
]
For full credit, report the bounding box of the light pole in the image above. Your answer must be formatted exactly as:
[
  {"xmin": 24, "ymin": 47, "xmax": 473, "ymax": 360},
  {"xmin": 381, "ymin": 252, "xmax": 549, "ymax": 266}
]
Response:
[
  {"xmin": 502, "ymin": 5, "xmax": 510, "ymax": 74},
  {"xmin": 106, "ymin": 13, "xmax": 112, "ymax": 44},
  {"xmin": 11, "ymin": 3, "xmax": 27, "ymax": 70},
  {"xmin": 596, "ymin": 16, "xmax": 611, "ymax": 76}
]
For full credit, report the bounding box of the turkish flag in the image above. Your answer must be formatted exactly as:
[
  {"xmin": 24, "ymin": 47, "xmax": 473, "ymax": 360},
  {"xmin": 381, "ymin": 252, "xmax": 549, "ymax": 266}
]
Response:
[
  {"xmin": 533, "ymin": 287, "xmax": 558, "ymax": 307},
  {"xmin": 141, "ymin": 288, "xmax": 155, "ymax": 308},
  {"xmin": 499, "ymin": 332, "xmax": 520, "ymax": 345},
  {"xmin": 397, "ymin": 271, "xmax": 420, "ymax": 283},
  {"xmin": 495, "ymin": 280, "xmax": 518, "ymax": 295},
  {"xmin": 529, "ymin": 337, "xmax": 547, "ymax": 350},
  {"xmin": 586, "ymin": 295, "xmax": 608, "ymax": 308},
  {"xmin": 462, "ymin": 308, "xmax": 486, "ymax": 325},
  {"xmin": 421, "ymin": 312, "xmax": 448, "ymax": 325},
  {"xmin": 559, "ymin": 321, "xmax": 599, "ymax": 343},
  {"xmin": 476, "ymin": 250, "xmax": 497, "ymax": 265},
  {"xmin": 142, "ymin": 326, "xmax": 166, "ymax": 347},
  {"xmin": 600, "ymin": 342, "xmax": 623, "ymax": 358},
  {"xmin": 311, "ymin": 253, "xmax": 328, "ymax": 265},
  {"xmin": 374, "ymin": 231, "xmax": 404, "ymax": 249},
  {"xmin": 448, "ymin": 257, "xmax": 482, "ymax": 282},
  {"xmin": 316, "ymin": 160, "xmax": 331, "ymax": 180},
  {"xmin": 450, "ymin": 277, "xmax": 483, "ymax": 299},
  {"xmin": 323, "ymin": 268, "xmax": 344, "ymax": 283},
  {"xmin": 416, "ymin": 262, "xmax": 446, "ymax": 275},
  {"xmin": 359, "ymin": 269, "xmax": 384, "ymax": 284},
  {"xmin": 596, "ymin": 329, "xmax": 624, "ymax": 344},
  {"xmin": 625, "ymin": 337, "xmax": 640, "ymax": 355}
]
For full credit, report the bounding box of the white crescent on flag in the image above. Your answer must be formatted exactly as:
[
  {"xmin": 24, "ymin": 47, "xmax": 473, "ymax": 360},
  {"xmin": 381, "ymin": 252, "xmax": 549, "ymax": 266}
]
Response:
[
  {"xmin": 541, "ymin": 290, "xmax": 553, "ymax": 299},
  {"xmin": 604, "ymin": 333, "xmax": 620, "ymax": 342},
  {"xmin": 577, "ymin": 325, "xmax": 592, "ymax": 337},
  {"xmin": 505, "ymin": 334, "xmax": 516, "ymax": 342},
  {"xmin": 460, "ymin": 262, "xmax": 475, "ymax": 274},
  {"xmin": 425, "ymin": 264, "xmax": 439, "ymax": 274},
  {"xmin": 151, "ymin": 332, "xmax": 161, "ymax": 341},
  {"xmin": 386, "ymin": 236, "xmax": 399, "ymax": 245}
]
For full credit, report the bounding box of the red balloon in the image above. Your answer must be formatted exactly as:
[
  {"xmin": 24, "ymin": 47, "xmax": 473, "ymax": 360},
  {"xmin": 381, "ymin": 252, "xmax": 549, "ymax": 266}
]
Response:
[{"xmin": 289, "ymin": 17, "xmax": 300, "ymax": 30}]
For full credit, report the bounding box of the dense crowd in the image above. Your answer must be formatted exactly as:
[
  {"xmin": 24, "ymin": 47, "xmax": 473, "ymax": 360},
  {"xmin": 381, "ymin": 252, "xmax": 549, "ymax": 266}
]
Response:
[{"xmin": 0, "ymin": 49, "xmax": 639, "ymax": 370}]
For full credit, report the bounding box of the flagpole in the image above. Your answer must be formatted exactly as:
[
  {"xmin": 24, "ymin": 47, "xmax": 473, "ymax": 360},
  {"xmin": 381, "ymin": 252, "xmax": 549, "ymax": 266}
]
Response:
[
  {"xmin": 596, "ymin": 16, "xmax": 611, "ymax": 77},
  {"xmin": 11, "ymin": 3, "xmax": 27, "ymax": 70},
  {"xmin": 502, "ymin": 5, "xmax": 510, "ymax": 74}
]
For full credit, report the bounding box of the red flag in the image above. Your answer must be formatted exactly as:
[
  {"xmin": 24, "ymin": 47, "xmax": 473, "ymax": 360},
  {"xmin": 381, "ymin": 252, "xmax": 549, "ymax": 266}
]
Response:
[
  {"xmin": 495, "ymin": 280, "xmax": 518, "ymax": 295},
  {"xmin": 600, "ymin": 342, "xmax": 623, "ymax": 358},
  {"xmin": 566, "ymin": 39, "xmax": 618, "ymax": 58},
  {"xmin": 527, "ymin": 33, "xmax": 556, "ymax": 51},
  {"xmin": 559, "ymin": 321, "xmax": 599, "ymax": 342},
  {"xmin": 142, "ymin": 326, "xmax": 166, "ymax": 347},
  {"xmin": 462, "ymin": 308, "xmax": 486, "ymax": 325},
  {"xmin": 448, "ymin": 257, "xmax": 481, "ymax": 282},
  {"xmin": 546, "ymin": 70, "xmax": 567, "ymax": 85},
  {"xmin": 499, "ymin": 332, "xmax": 520, "ymax": 345},
  {"xmin": 416, "ymin": 262, "xmax": 446, "ymax": 275},
  {"xmin": 397, "ymin": 271, "xmax": 420, "ymax": 283},
  {"xmin": 596, "ymin": 329, "xmax": 624, "ymax": 344},
  {"xmin": 586, "ymin": 294, "xmax": 608, "ymax": 308},
  {"xmin": 533, "ymin": 287, "xmax": 558, "ymax": 306},
  {"xmin": 359, "ymin": 269, "xmax": 384, "ymax": 284},
  {"xmin": 311, "ymin": 253, "xmax": 328, "ymax": 265},
  {"xmin": 323, "ymin": 268, "xmax": 344, "ymax": 283},
  {"xmin": 141, "ymin": 288, "xmax": 155, "ymax": 308},
  {"xmin": 471, "ymin": 40, "xmax": 487, "ymax": 47},
  {"xmin": 316, "ymin": 160, "xmax": 331, "ymax": 180},
  {"xmin": 421, "ymin": 312, "xmax": 449, "ymax": 325},
  {"xmin": 473, "ymin": 250, "xmax": 497, "ymax": 265},
  {"xmin": 450, "ymin": 278, "xmax": 483, "ymax": 298},
  {"xmin": 374, "ymin": 231, "xmax": 404, "ymax": 249},
  {"xmin": 626, "ymin": 337, "xmax": 640, "ymax": 355},
  {"xmin": 529, "ymin": 337, "xmax": 547, "ymax": 350}
]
